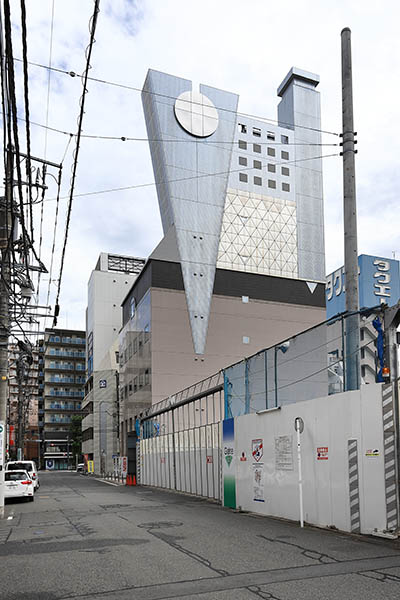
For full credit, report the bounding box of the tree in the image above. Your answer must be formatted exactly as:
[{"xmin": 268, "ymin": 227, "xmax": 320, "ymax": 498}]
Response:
[{"xmin": 69, "ymin": 415, "xmax": 83, "ymax": 467}]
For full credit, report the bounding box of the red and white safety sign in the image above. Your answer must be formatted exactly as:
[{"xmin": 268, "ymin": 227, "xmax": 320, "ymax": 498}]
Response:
[{"xmin": 317, "ymin": 447, "xmax": 328, "ymax": 460}]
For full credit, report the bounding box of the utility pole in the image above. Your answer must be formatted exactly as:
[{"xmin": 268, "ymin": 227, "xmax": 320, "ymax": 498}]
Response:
[
  {"xmin": 0, "ymin": 144, "xmax": 14, "ymax": 518},
  {"xmin": 341, "ymin": 27, "xmax": 360, "ymax": 391}
]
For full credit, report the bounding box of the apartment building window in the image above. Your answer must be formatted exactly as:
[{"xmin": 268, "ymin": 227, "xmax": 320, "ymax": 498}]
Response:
[
  {"xmin": 238, "ymin": 140, "xmax": 247, "ymax": 150},
  {"xmin": 253, "ymin": 143, "xmax": 261, "ymax": 153},
  {"xmin": 239, "ymin": 156, "xmax": 247, "ymax": 166},
  {"xmin": 133, "ymin": 338, "xmax": 138, "ymax": 354},
  {"xmin": 252, "ymin": 127, "xmax": 261, "ymax": 137},
  {"xmin": 268, "ymin": 180, "xmax": 276, "ymax": 189},
  {"xmin": 144, "ymin": 369, "xmax": 150, "ymax": 385},
  {"xmin": 254, "ymin": 176, "xmax": 262, "ymax": 186},
  {"xmin": 239, "ymin": 173, "xmax": 248, "ymax": 183},
  {"xmin": 267, "ymin": 131, "xmax": 275, "ymax": 140},
  {"xmin": 128, "ymin": 342, "xmax": 132, "ymax": 359},
  {"xmin": 253, "ymin": 160, "xmax": 261, "ymax": 170},
  {"xmin": 281, "ymin": 151, "xmax": 289, "ymax": 160},
  {"xmin": 129, "ymin": 381, "xmax": 133, "ymax": 395},
  {"xmin": 238, "ymin": 123, "xmax": 247, "ymax": 134},
  {"xmin": 267, "ymin": 147, "xmax": 275, "ymax": 157},
  {"xmin": 281, "ymin": 166, "xmax": 290, "ymax": 176},
  {"xmin": 267, "ymin": 164, "xmax": 276, "ymax": 173},
  {"xmin": 282, "ymin": 183, "xmax": 290, "ymax": 192},
  {"xmin": 281, "ymin": 135, "xmax": 289, "ymax": 144},
  {"xmin": 133, "ymin": 377, "xmax": 138, "ymax": 393},
  {"xmin": 144, "ymin": 324, "xmax": 150, "ymax": 343}
]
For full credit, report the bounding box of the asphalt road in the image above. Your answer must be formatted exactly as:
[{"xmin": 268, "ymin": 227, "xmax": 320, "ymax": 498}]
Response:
[{"xmin": 1, "ymin": 472, "xmax": 400, "ymax": 600}]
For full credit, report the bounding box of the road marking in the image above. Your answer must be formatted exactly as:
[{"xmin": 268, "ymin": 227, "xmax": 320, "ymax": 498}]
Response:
[
  {"xmin": 38, "ymin": 495, "xmax": 50, "ymax": 498},
  {"xmin": 93, "ymin": 478, "xmax": 120, "ymax": 487}
]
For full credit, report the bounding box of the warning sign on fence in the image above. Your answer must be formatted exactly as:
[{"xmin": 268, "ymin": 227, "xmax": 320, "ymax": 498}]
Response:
[{"xmin": 317, "ymin": 447, "xmax": 328, "ymax": 460}]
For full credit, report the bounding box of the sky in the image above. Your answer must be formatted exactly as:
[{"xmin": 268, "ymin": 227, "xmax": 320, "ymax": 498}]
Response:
[{"xmin": 5, "ymin": 0, "xmax": 400, "ymax": 332}]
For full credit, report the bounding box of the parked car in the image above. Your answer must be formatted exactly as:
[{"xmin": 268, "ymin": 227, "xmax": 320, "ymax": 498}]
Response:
[
  {"xmin": 6, "ymin": 461, "xmax": 40, "ymax": 490},
  {"xmin": 76, "ymin": 463, "xmax": 85, "ymax": 473},
  {"xmin": 4, "ymin": 470, "xmax": 34, "ymax": 502}
]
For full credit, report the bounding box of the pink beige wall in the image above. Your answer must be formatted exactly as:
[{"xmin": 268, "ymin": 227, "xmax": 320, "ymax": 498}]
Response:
[{"xmin": 150, "ymin": 288, "xmax": 325, "ymax": 404}]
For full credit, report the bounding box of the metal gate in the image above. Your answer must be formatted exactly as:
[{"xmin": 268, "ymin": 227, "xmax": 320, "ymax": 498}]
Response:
[{"xmin": 139, "ymin": 373, "xmax": 224, "ymax": 501}]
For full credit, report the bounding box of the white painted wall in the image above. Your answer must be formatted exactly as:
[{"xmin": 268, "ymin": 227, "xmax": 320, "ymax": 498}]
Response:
[{"xmin": 232, "ymin": 384, "xmax": 391, "ymax": 534}]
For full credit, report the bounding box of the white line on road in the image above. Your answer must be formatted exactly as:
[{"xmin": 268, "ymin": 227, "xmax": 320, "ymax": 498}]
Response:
[{"xmin": 93, "ymin": 478, "xmax": 121, "ymax": 487}]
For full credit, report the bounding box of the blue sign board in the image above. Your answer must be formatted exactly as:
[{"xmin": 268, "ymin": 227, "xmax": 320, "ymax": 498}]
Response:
[{"xmin": 326, "ymin": 254, "xmax": 400, "ymax": 319}]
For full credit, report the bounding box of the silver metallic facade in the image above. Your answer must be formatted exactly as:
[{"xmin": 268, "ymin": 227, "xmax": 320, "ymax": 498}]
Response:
[{"xmin": 142, "ymin": 68, "xmax": 325, "ymax": 355}]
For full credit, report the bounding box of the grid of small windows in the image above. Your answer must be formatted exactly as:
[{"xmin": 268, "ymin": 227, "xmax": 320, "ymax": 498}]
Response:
[
  {"xmin": 267, "ymin": 164, "xmax": 276, "ymax": 173},
  {"xmin": 281, "ymin": 166, "xmax": 290, "ymax": 176},
  {"xmin": 239, "ymin": 156, "xmax": 247, "ymax": 166},
  {"xmin": 254, "ymin": 176, "xmax": 262, "ymax": 186},
  {"xmin": 253, "ymin": 143, "xmax": 261, "ymax": 153},
  {"xmin": 238, "ymin": 140, "xmax": 247, "ymax": 150},
  {"xmin": 268, "ymin": 180, "xmax": 276, "ymax": 189},
  {"xmin": 267, "ymin": 147, "xmax": 275, "ymax": 157},
  {"xmin": 239, "ymin": 173, "xmax": 248, "ymax": 183},
  {"xmin": 253, "ymin": 160, "xmax": 261, "ymax": 170},
  {"xmin": 281, "ymin": 151, "xmax": 289, "ymax": 160},
  {"xmin": 282, "ymin": 183, "xmax": 290, "ymax": 192},
  {"xmin": 253, "ymin": 127, "xmax": 261, "ymax": 137}
]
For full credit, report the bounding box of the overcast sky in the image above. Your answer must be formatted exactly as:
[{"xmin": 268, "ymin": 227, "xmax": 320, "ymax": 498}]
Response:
[{"xmin": 5, "ymin": 0, "xmax": 400, "ymax": 332}]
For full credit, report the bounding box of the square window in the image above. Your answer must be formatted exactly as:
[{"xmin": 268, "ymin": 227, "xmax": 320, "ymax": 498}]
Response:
[
  {"xmin": 267, "ymin": 131, "xmax": 275, "ymax": 140},
  {"xmin": 281, "ymin": 151, "xmax": 289, "ymax": 160},
  {"xmin": 252, "ymin": 127, "xmax": 261, "ymax": 137},
  {"xmin": 242, "ymin": 336, "xmax": 250, "ymax": 344},
  {"xmin": 282, "ymin": 183, "xmax": 290, "ymax": 192},
  {"xmin": 253, "ymin": 143, "xmax": 261, "ymax": 153},
  {"xmin": 268, "ymin": 179, "xmax": 276, "ymax": 189},
  {"xmin": 238, "ymin": 140, "xmax": 247, "ymax": 150},
  {"xmin": 281, "ymin": 166, "xmax": 290, "ymax": 176},
  {"xmin": 267, "ymin": 147, "xmax": 276, "ymax": 157},
  {"xmin": 242, "ymin": 296, "xmax": 249, "ymax": 303},
  {"xmin": 267, "ymin": 163, "xmax": 276, "ymax": 173},
  {"xmin": 281, "ymin": 135, "xmax": 289, "ymax": 144},
  {"xmin": 254, "ymin": 176, "xmax": 262, "ymax": 186},
  {"xmin": 253, "ymin": 160, "xmax": 261, "ymax": 169},
  {"xmin": 239, "ymin": 156, "xmax": 247, "ymax": 166},
  {"xmin": 239, "ymin": 173, "xmax": 248, "ymax": 183},
  {"xmin": 238, "ymin": 123, "xmax": 247, "ymax": 134}
]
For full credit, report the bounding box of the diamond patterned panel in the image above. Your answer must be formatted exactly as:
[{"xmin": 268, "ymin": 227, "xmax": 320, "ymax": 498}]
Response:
[{"xmin": 217, "ymin": 188, "xmax": 298, "ymax": 278}]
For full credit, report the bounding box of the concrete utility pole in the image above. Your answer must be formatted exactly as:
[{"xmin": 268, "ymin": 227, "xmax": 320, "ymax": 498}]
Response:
[
  {"xmin": 0, "ymin": 147, "xmax": 13, "ymax": 518},
  {"xmin": 341, "ymin": 27, "xmax": 360, "ymax": 391}
]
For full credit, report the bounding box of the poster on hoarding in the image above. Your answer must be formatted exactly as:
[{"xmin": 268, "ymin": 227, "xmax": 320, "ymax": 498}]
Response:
[
  {"xmin": 253, "ymin": 463, "xmax": 265, "ymax": 502},
  {"xmin": 275, "ymin": 435, "xmax": 293, "ymax": 470}
]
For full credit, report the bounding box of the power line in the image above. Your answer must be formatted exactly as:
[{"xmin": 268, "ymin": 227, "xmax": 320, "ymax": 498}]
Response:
[
  {"xmin": 43, "ymin": 151, "xmax": 340, "ymax": 204},
  {"xmin": 6, "ymin": 112, "xmax": 340, "ymax": 146},
  {"xmin": 53, "ymin": 0, "xmax": 100, "ymax": 327},
  {"xmin": 20, "ymin": 0, "xmax": 34, "ymax": 245},
  {"xmin": 13, "ymin": 56, "xmax": 340, "ymax": 138},
  {"xmin": 43, "ymin": 0, "xmax": 55, "ymax": 160}
]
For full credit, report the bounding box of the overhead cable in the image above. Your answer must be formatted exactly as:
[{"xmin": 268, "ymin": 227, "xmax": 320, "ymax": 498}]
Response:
[
  {"xmin": 13, "ymin": 56, "xmax": 340, "ymax": 137},
  {"xmin": 52, "ymin": 0, "xmax": 100, "ymax": 327}
]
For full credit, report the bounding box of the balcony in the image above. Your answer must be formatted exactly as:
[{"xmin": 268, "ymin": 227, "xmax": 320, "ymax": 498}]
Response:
[
  {"xmin": 48, "ymin": 403, "xmax": 79, "ymax": 411},
  {"xmin": 47, "ymin": 390, "xmax": 84, "ymax": 398}
]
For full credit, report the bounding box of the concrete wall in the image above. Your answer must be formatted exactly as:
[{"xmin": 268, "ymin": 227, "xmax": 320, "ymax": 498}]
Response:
[{"xmin": 223, "ymin": 383, "xmax": 399, "ymax": 535}]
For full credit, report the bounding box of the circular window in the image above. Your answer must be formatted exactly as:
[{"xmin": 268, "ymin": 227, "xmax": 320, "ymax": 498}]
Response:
[{"xmin": 174, "ymin": 90, "xmax": 218, "ymax": 137}]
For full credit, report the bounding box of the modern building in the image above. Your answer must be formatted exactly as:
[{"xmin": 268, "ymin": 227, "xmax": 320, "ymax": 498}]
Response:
[
  {"xmin": 38, "ymin": 328, "xmax": 86, "ymax": 470},
  {"xmin": 7, "ymin": 342, "xmax": 40, "ymax": 461},
  {"xmin": 118, "ymin": 67, "xmax": 327, "ymax": 457},
  {"xmin": 326, "ymin": 254, "xmax": 400, "ymax": 386},
  {"xmin": 81, "ymin": 253, "xmax": 145, "ymax": 474}
]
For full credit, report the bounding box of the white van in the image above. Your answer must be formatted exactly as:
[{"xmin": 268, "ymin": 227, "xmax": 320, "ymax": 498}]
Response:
[{"xmin": 6, "ymin": 461, "xmax": 40, "ymax": 490}]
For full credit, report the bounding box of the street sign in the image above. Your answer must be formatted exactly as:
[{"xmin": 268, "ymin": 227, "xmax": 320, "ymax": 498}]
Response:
[
  {"xmin": 99, "ymin": 379, "xmax": 107, "ymax": 388},
  {"xmin": 294, "ymin": 417, "xmax": 304, "ymax": 434}
]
